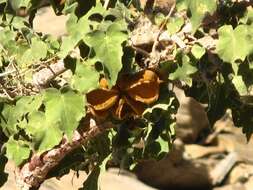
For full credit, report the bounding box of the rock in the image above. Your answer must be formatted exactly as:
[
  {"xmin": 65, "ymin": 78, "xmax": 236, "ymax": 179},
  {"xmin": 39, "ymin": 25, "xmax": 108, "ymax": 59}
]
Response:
[
  {"xmin": 174, "ymin": 87, "xmax": 209, "ymax": 143},
  {"xmin": 99, "ymin": 168, "xmax": 157, "ymax": 190},
  {"xmin": 135, "ymin": 139, "xmax": 213, "ymax": 189},
  {"xmin": 184, "ymin": 144, "xmax": 225, "ymax": 159},
  {"xmin": 226, "ymin": 163, "xmax": 253, "ymax": 185},
  {"xmin": 2, "ymin": 161, "xmax": 156, "ymax": 190},
  {"xmin": 33, "ymin": 7, "xmax": 68, "ymax": 37},
  {"xmin": 245, "ymin": 177, "xmax": 253, "ymax": 190},
  {"xmin": 213, "ymin": 183, "xmax": 246, "ymax": 190}
]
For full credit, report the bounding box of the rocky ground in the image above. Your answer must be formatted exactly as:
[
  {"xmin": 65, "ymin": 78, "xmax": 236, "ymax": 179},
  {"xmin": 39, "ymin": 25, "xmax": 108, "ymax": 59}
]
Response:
[{"xmin": 2, "ymin": 6, "xmax": 253, "ymax": 190}]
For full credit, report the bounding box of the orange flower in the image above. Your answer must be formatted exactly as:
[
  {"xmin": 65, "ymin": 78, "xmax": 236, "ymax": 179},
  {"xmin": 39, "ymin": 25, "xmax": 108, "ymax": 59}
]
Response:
[{"xmin": 86, "ymin": 70, "xmax": 161, "ymax": 120}]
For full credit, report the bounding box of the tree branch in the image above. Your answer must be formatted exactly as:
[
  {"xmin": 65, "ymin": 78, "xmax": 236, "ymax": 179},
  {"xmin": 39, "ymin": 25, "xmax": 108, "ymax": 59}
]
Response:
[
  {"xmin": 15, "ymin": 116, "xmax": 114, "ymax": 190},
  {"xmin": 32, "ymin": 59, "xmax": 67, "ymax": 88}
]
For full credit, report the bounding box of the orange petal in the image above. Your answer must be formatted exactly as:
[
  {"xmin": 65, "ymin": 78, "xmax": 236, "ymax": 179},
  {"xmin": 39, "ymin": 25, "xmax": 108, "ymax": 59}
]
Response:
[{"xmin": 86, "ymin": 88, "xmax": 119, "ymax": 111}]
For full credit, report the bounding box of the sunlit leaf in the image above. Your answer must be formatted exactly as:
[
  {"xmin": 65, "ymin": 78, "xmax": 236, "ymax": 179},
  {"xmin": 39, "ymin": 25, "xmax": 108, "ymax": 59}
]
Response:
[
  {"xmin": 216, "ymin": 25, "xmax": 252, "ymax": 63},
  {"xmin": 84, "ymin": 21, "xmax": 128, "ymax": 86},
  {"xmin": 44, "ymin": 89, "xmax": 85, "ymax": 139},
  {"xmin": 26, "ymin": 111, "xmax": 62, "ymax": 153},
  {"xmin": 5, "ymin": 137, "xmax": 30, "ymax": 166},
  {"xmin": 71, "ymin": 61, "xmax": 100, "ymax": 93}
]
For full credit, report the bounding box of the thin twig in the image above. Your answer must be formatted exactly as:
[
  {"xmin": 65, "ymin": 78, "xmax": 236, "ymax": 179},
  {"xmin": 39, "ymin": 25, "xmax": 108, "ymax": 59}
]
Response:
[
  {"xmin": 131, "ymin": 45, "xmax": 150, "ymax": 57},
  {"xmin": 104, "ymin": 0, "xmax": 110, "ymax": 9},
  {"xmin": 0, "ymin": 83, "xmax": 14, "ymax": 101},
  {"xmin": 0, "ymin": 70, "xmax": 16, "ymax": 77},
  {"xmin": 151, "ymin": 4, "xmax": 176, "ymax": 54}
]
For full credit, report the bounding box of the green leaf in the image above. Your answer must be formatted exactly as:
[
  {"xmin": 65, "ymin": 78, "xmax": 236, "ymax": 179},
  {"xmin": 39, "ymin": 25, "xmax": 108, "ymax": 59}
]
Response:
[
  {"xmin": 11, "ymin": 16, "xmax": 27, "ymax": 29},
  {"xmin": 216, "ymin": 25, "xmax": 251, "ymax": 63},
  {"xmin": 59, "ymin": 34, "xmax": 82, "ymax": 58},
  {"xmin": 15, "ymin": 95, "xmax": 43, "ymax": 118},
  {"xmin": 154, "ymin": 13, "xmax": 165, "ymax": 26},
  {"xmin": 0, "ymin": 29, "xmax": 17, "ymax": 55},
  {"xmin": 59, "ymin": 4, "xmax": 106, "ymax": 58},
  {"xmin": 31, "ymin": 38, "xmax": 48, "ymax": 61},
  {"xmin": 0, "ymin": 105, "xmax": 18, "ymax": 136},
  {"xmin": 0, "ymin": 0, "xmax": 7, "ymax": 4},
  {"xmin": 240, "ymin": 9, "xmax": 253, "ymax": 24},
  {"xmin": 84, "ymin": 22, "xmax": 128, "ymax": 86},
  {"xmin": 156, "ymin": 136, "xmax": 169, "ymax": 154},
  {"xmin": 0, "ymin": 154, "xmax": 8, "ymax": 187},
  {"xmin": 191, "ymin": 44, "xmax": 206, "ymax": 59},
  {"xmin": 5, "ymin": 137, "xmax": 30, "ymax": 166},
  {"xmin": 232, "ymin": 75, "xmax": 248, "ymax": 96},
  {"xmin": 79, "ymin": 167, "xmax": 100, "ymax": 190},
  {"xmin": 99, "ymin": 153, "xmax": 111, "ymax": 173},
  {"xmin": 9, "ymin": 0, "xmax": 30, "ymax": 10},
  {"xmin": 167, "ymin": 17, "xmax": 184, "ymax": 35},
  {"xmin": 169, "ymin": 54, "xmax": 198, "ymax": 85},
  {"xmin": 26, "ymin": 111, "xmax": 62, "ymax": 153},
  {"xmin": 43, "ymin": 89, "xmax": 85, "ymax": 139},
  {"xmin": 176, "ymin": 0, "xmax": 188, "ymax": 11},
  {"xmin": 188, "ymin": 0, "xmax": 217, "ymax": 33},
  {"xmin": 71, "ymin": 60, "xmax": 100, "ymax": 93}
]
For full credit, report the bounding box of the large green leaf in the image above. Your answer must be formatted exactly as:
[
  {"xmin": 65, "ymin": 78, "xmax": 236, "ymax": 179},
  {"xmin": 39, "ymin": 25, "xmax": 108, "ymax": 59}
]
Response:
[
  {"xmin": 20, "ymin": 38, "xmax": 48, "ymax": 66},
  {"xmin": 26, "ymin": 111, "xmax": 62, "ymax": 153},
  {"xmin": 5, "ymin": 137, "xmax": 30, "ymax": 166},
  {"xmin": 14, "ymin": 95, "xmax": 43, "ymax": 119},
  {"xmin": 59, "ymin": 4, "xmax": 106, "ymax": 58},
  {"xmin": 30, "ymin": 38, "xmax": 48, "ymax": 61},
  {"xmin": 71, "ymin": 60, "xmax": 100, "ymax": 93},
  {"xmin": 84, "ymin": 22, "xmax": 128, "ymax": 86},
  {"xmin": 43, "ymin": 89, "xmax": 85, "ymax": 139},
  {"xmin": 216, "ymin": 25, "xmax": 251, "ymax": 63}
]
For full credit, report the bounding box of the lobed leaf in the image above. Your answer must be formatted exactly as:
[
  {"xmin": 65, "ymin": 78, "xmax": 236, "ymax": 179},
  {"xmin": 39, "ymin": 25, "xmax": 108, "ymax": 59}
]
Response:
[
  {"xmin": 83, "ymin": 21, "xmax": 128, "ymax": 86},
  {"xmin": 5, "ymin": 137, "xmax": 30, "ymax": 166},
  {"xmin": 44, "ymin": 89, "xmax": 85, "ymax": 139}
]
